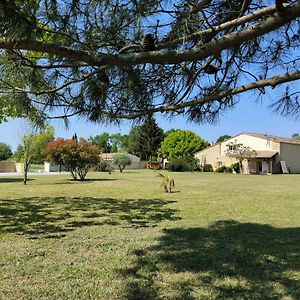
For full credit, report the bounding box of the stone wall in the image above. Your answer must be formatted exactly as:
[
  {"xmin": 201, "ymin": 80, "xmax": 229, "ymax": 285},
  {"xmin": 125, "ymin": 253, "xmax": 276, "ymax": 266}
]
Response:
[{"xmin": 0, "ymin": 161, "xmax": 16, "ymax": 173}]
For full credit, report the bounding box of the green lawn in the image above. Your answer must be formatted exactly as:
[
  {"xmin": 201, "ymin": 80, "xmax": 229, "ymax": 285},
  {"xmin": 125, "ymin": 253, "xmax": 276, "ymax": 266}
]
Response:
[{"xmin": 0, "ymin": 170, "xmax": 299, "ymax": 300}]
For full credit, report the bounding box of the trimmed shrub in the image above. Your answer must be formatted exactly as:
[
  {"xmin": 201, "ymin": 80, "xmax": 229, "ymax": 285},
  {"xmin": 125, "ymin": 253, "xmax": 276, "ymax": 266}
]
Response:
[
  {"xmin": 167, "ymin": 156, "xmax": 198, "ymax": 172},
  {"xmin": 203, "ymin": 164, "xmax": 213, "ymax": 172},
  {"xmin": 231, "ymin": 162, "xmax": 240, "ymax": 173},
  {"xmin": 226, "ymin": 166, "xmax": 233, "ymax": 173},
  {"xmin": 216, "ymin": 166, "xmax": 234, "ymax": 173},
  {"xmin": 167, "ymin": 158, "xmax": 191, "ymax": 172},
  {"xmin": 96, "ymin": 160, "xmax": 110, "ymax": 172},
  {"xmin": 215, "ymin": 166, "xmax": 227, "ymax": 173}
]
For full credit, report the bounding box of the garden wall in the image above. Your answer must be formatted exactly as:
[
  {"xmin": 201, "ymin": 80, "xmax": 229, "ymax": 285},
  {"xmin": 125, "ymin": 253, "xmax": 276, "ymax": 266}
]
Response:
[{"xmin": 0, "ymin": 161, "xmax": 16, "ymax": 173}]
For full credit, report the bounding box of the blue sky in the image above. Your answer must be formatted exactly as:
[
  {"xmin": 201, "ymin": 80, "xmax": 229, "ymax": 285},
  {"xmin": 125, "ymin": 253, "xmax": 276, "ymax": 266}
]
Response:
[{"xmin": 1, "ymin": 89, "xmax": 300, "ymax": 152}]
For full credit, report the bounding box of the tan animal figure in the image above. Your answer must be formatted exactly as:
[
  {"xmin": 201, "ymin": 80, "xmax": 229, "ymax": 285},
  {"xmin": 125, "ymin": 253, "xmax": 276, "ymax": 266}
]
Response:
[{"xmin": 157, "ymin": 172, "xmax": 175, "ymax": 193}]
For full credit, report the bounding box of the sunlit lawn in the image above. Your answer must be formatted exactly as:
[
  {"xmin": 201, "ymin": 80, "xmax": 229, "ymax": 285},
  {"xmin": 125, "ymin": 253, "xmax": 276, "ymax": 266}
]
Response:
[{"xmin": 0, "ymin": 170, "xmax": 299, "ymax": 299}]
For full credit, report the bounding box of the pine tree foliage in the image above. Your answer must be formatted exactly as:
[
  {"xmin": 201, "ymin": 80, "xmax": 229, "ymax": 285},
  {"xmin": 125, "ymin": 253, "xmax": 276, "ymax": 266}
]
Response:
[
  {"xmin": 0, "ymin": 0, "xmax": 300, "ymax": 124},
  {"xmin": 127, "ymin": 115, "xmax": 164, "ymax": 160}
]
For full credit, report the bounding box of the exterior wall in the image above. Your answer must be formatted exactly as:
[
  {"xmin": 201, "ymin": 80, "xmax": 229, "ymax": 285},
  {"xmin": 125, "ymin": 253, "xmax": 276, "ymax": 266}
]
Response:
[
  {"xmin": 140, "ymin": 160, "xmax": 148, "ymax": 169},
  {"xmin": 272, "ymin": 162, "xmax": 281, "ymax": 174},
  {"xmin": 112, "ymin": 153, "xmax": 142, "ymax": 170},
  {"xmin": 102, "ymin": 154, "xmax": 143, "ymax": 170},
  {"xmin": 0, "ymin": 161, "xmax": 16, "ymax": 173},
  {"xmin": 279, "ymin": 143, "xmax": 300, "ymax": 173},
  {"xmin": 245, "ymin": 159, "xmax": 256, "ymax": 174},
  {"xmin": 195, "ymin": 144, "xmax": 237, "ymax": 170},
  {"xmin": 247, "ymin": 158, "xmax": 275, "ymax": 174},
  {"xmin": 195, "ymin": 144, "xmax": 219, "ymax": 168},
  {"xmin": 195, "ymin": 134, "xmax": 281, "ymax": 173},
  {"xmin": 220, "ymin": 134, "xmax": 280, "ymax": 155},
  {"xmin": 44, "ymin": 162, "xmax": 67, "ymax": 172},
  {"xmin": 111, "ymin": 163, "xmax": 141, "ymax": 170},
  {"xmin": 120, "ymin": 161, "xmax": 142, "ymax": 169},
  {"xmin": 15, "ymin": 163, "xmax": 23, "ymax": 173}
]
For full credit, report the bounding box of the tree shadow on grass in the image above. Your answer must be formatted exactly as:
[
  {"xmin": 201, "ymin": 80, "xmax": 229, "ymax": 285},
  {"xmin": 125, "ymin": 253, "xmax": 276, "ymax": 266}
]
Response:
[
  {"xmin": 0, "ymin": 197, "xmax": 180, "ymax": 238},
  {"xmin": 0, "ymin": 178, "xmax": 35, "ymax": 183},
  {"xmin": 121, "ymin": 220, "xmax": 300, "ymax": 300},
  {"xmin": 52, "ymin": 178, "xmax": 118, "ymax": 184}
]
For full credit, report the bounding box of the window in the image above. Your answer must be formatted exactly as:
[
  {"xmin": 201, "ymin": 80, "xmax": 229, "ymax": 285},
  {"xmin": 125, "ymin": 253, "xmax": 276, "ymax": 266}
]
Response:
[{"xmin": 228, "ymin": 144, "xmax": 236, "ymax": 151}]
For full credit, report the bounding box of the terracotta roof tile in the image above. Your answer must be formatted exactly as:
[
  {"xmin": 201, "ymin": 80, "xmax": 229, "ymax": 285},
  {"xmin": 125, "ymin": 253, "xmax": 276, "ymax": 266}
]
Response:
[
  {"xmin": 253, "ymin": 150, "xmax": 278, "ymax": 158},
  {"xmin": 244, "ymin": 132, "xmax": 300, "ymax": 145},
  {"xmin": 99, "ymin": 153, "xmax": 116, "ymax": 159}
]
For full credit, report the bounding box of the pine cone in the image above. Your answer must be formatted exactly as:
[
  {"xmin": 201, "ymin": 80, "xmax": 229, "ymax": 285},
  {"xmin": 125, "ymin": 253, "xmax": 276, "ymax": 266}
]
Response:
[{"xmin": 142, "ymin": 34, "xmax": 156, "ymax": 52}]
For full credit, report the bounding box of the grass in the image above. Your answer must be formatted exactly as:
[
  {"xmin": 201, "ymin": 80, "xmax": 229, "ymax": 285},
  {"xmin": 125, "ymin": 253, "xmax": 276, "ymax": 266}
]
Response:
[
  {"xmin": 0, "ymin": 170, "xmax": 299, "ymax": 300},
  {"xmin": 28, "ymin": 164, "xmax": 45, "ymax": 172}
]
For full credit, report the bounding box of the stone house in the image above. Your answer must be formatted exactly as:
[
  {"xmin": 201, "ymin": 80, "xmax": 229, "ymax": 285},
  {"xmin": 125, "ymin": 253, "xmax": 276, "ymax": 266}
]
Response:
[{"xmin": 195, "ymin": 133, "xmax": 300, "ymax": 174}]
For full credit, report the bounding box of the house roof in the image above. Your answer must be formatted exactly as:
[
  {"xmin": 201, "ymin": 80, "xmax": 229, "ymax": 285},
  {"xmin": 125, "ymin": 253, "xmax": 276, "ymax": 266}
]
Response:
[
  {"xmin": 194, "ymin": 132, "xmax": 300, "ymax": 156},
  {"xmin": 99, "ymin": 153, "xmax": 115, "ymax": 159},
  {"xmin": 253, "ymin": 150, "xmax": 278, "ymax": 158},
  {"xmin": 194, "ymin": 142, "xmax": 219, "ymax": 155},
  {"xmin": 100, "ymin": 153, "xmax": 141, "ymax": 160},
  {"xmin": 243, "ymin": 132, "xmax": 300, "ymax": 145}
]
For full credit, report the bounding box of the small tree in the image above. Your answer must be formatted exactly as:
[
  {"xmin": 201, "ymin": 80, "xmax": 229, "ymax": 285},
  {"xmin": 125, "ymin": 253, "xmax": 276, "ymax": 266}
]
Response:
[
  {"xmin": 0, "ymin": 143, "xmax": 12, "ymax": 160},
  {"xmin": 161, "ymin": 129, "xmax": 209, "ymax": 160},
  {"xmin": 22, "ymin": 134, "xmax": 35, "ymax": 185},
  {"xmin": 30, "ymin": 126, "xmax": 55, "ymax": 164},
  {"xmin": 46, "ymin": 138, "xmax": 100, "ymax": 180},
  {"xmin": 113, "ymin": 153, "xmax": 132, "ymax": 173},
  {"xmin": 13, "ymin": 126, "xmax": 55, "ymax": 164},
  {"xmin": 17, "ymin": 126, "xmax": 55, "ymax": 185},
  {"xmin": 225, "ymin": 142, "xmax": 257, "ymax": 175}
]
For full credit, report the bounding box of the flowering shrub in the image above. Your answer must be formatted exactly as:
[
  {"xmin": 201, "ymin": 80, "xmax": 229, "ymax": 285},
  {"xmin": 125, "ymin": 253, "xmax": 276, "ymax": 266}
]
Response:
[{"xmin": 46, "ymin": 138, "xmax": 100, "ymax": 180}]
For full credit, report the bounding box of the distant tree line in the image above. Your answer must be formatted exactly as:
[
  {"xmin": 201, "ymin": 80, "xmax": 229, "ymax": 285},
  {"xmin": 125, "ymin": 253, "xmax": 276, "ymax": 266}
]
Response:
[
  {"xmin": 0, "ymin": 142, "xmax": 12, "ymax": 161},
  {"xmin": 88, "ymin": 116, "xmax": 210, "ymax": 167},
  {"xmin": 88, "ymin": 115, "xmax": 165, "ymax": 161},
  {"xmin": 0, "ymin": 120, "xmax": 235, "ymax": 170},
  {"xmin": 10, "ymin": 117, "xmax": 300, "ymax": 176}
]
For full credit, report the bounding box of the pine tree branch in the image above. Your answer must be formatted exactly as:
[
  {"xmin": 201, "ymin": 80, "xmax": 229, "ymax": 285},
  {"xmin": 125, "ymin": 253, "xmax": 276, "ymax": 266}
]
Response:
[
  {"xmin": 0, "ymin": 2, "xmax": 299, "ymax": 67},
  {"xmin": 105, "ymin": 2, "xmax": 300, "ymax": 67},
  {"xmin": 0, "ymin": 39, "xmax": 103, "ymax": 65},
  {"xmin": 2, "ymin": 69, "xmax": 100, "ymax": 95},
  {"xmin": 110, "ymin": 71, "xmax": 300, "ymax": 118},
  {"xmin": 47, "ymin": 70, "xmax": 300, "ymax": 121},
  {"xmin": 157, "ymin": 3, "xmax": 277, "ymax": 50}
]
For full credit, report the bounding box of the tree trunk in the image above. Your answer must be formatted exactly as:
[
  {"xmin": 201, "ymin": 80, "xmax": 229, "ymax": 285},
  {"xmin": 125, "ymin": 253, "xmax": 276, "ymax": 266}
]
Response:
[
  {"xmin": 239, "ymin": 160, "xmax": 243, "ymax": 175},
  {"xmin": 70, "ymin": 169, "xmax": 77, "ymax": 180},
  {"xmin": 23, "ymin": 173, "xmax": 27, "ymax": 185},
  {"xmin": 23, "ymin": 162, "xmax": 29, "ymax": 185}
]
